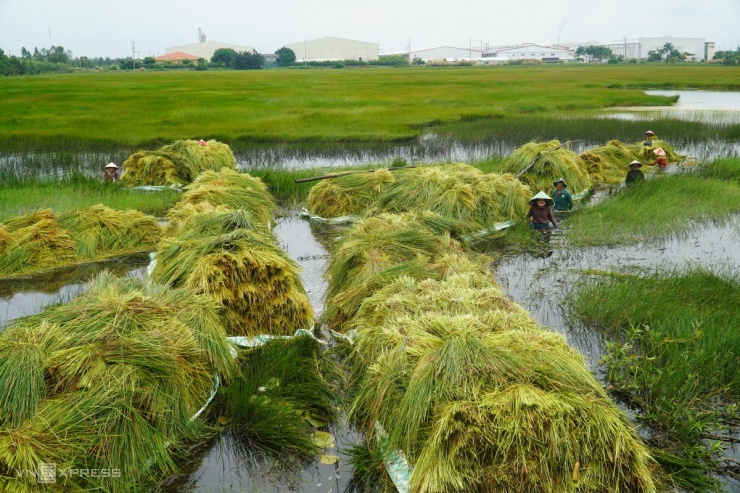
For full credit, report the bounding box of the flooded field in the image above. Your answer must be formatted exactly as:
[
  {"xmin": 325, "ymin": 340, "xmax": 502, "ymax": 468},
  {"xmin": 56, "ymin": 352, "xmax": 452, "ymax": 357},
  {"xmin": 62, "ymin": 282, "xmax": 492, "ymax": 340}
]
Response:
[{"xmin": 3, "ymin": 206, "xmax": 737, "ymax": 491}]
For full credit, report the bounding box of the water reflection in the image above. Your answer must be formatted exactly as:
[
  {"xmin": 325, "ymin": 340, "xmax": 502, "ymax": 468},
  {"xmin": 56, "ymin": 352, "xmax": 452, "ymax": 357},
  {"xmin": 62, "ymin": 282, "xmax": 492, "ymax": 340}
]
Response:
[
  {"xmin": 492, "ymin": 216, "xmax": 740, "ymax": 371},
  {"xmin": 0, "ymin": 255, "xmax": 149, "ymax": 326}
]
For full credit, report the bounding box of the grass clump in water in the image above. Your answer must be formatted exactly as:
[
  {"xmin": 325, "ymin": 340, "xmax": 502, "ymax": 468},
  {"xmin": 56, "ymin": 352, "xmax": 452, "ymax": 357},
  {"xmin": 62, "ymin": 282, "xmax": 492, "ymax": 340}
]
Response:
[
  {"xmin": 0, "ymin": 272, "xmax": 234, "ymax": 492},
  {"xmin": 566, "ymin": 269, "xmax": 740, "ymax": 489},
  {"xmin": 222, "ymin": 336, "xmax": 339, "ymax": 458},
  {"xmin": 120, "ymin": 139, "xmax": 237, "ymax": 187},
  {"xmin": 565, "ymin": 164, "xmax": 740, "ymax": 247}
]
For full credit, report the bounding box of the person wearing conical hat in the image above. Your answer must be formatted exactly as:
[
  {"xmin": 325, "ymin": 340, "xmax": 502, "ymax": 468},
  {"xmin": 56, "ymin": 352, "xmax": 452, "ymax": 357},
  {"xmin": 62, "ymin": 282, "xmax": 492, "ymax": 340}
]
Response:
[
  {"xmin": 103, "ymin": 162, "xmax": 121, "ymax": 182},
  {"xmin": 625, "ymin": 160, "xmax": 645, "ymax": 186},
  {"xmin": 551, "ymin": 178, "xmax": 573, "ymax": 211},
  {"xmin": 526, "ymin": 191, "xmax": 557, "ymax": 230},
  {"xmin": 651, "ymin": 147, "xmax": 668, "ymax": 169},
  {"xmin": 643, "ymin": 130, "xmax": 656, "ymax": 146}
]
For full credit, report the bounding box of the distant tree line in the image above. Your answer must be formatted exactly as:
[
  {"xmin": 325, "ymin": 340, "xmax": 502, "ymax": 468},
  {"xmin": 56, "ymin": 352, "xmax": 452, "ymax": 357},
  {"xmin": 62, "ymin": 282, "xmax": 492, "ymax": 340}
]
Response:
[
  {"xmin": 646, "ymin": 43, "xmax": 694, "ymax": 62},
  {"xmin": 713, "ymin": 47, "xmax": 740, "ymax": 65}
]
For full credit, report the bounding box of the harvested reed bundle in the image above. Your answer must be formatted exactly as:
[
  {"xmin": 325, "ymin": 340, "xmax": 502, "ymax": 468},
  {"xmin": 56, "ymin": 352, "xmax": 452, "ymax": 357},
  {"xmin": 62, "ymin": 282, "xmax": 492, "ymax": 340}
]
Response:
[
  {"xmin": 501, "ymin": 140, "xmax": 592, "ymax": 193},
  {"xmin": 352, "ymin": 316, "xmax": 657, "ymax": 492},
  {"xmin": 0, "ymin": 211, "xmax": 77, "ymax": 276},
  {"xmin": 0, "ymin": 272, "xmax": 234, "ymax": 491},
  {"xmin": 0, "ymin": 324, "xmax": 54, "ymax": 428},
  {"xmin": 325, "ymin": 214, "xmax": 468, "ymax": 330},
  {"xmin": 172, "ymin": 169, "xmax": 276, "ymax": 227},
  {"xmin": 164, "ymin": 201, "xmax": 233, "ymax": 236},
  {"xmin": 630, "ymin": 139, "xmax": 684, "ymax": 164},
  {"xmin": 153, "ymin": 229, "xmax": 313, "ymax": 336},
  {"xmin": 120, "ymin": 139, "xmax": 237, "ymax": 187},
  {"xmin": 369, "ymin": 165, "xmax": 531, "ymax": 227},
  {"xmin": 307, "ymin": 169, "xmax": 396, "ymax": 218},
  {"xmin": 58, "ymin": 204, "xmax": 161, "ymax": 259},
  {"xmin": 0, "ymin": 224, "xmax": 11, "ymax": 252},
  {"xmin": 165, "ymin": 204, "xmax": 260, "ymax": 238}
]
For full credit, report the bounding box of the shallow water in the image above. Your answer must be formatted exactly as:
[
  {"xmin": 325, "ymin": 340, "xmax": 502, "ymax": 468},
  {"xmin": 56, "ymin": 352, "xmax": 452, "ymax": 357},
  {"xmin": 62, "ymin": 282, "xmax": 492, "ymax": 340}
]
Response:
[{"xmin": 2, "ymin": 210, "xmax": 738, "ymax": 490}]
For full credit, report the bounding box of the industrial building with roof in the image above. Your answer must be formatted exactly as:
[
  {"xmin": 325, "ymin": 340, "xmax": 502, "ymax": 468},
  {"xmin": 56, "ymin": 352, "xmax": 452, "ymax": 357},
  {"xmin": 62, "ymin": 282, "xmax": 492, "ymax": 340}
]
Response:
[
  {"xmin": 482, "ymin": 44, "xmax": 575, "ymax": 62},
  {"xmin": 389, "ymin": 46, "xmax": 484, "ymax": 62},
  {"xmin": 282, "ymin": 37, "xmax": 379, "ymax": 62}
]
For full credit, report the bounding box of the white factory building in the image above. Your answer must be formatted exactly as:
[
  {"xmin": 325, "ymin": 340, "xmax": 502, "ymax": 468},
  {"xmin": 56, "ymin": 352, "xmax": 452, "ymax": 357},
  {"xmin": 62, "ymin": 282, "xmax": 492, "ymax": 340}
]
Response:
[
  {"xmin": 482, "ymin": 43, "xmax": 575, "ymax": 62},
  {"xmin": 390, "ymin": 46, "xmax": 484, "ymax": 62},
  {"xmin": 283, "ymin": 37, "xmax": 379, "ymax": 62}
]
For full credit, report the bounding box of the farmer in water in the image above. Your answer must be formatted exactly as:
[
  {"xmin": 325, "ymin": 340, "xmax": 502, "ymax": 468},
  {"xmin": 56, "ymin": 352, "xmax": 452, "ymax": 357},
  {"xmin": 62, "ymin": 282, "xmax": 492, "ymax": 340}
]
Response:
[
  {"xmin": 625, "ymin": 160, "xmax": 645, "ymax": 186},
  {"xmin": 551, "ymin": 178, "xmax": 573, "ymax": 211},
  {"xmin": 651, "ymin": 147, "xmax": 668, "ymax": 169},
  {"xmin": 526, "ymin": 191, "xmax": 557, "ymax": 230},
  {"xmin": 103, "ymin": 163, "xmax": 121, "ymax": 182},
  {"xmin": 643, "ymin": 130, "xmax": 656, "ymax": 145}
]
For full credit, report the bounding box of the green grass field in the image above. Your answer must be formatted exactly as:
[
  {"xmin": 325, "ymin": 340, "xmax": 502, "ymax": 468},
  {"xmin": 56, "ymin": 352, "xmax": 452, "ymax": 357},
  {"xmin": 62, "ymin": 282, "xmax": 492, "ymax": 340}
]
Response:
[{"xmin": 1, "ymin": 65, "xmax": 739, "ymax": 150}]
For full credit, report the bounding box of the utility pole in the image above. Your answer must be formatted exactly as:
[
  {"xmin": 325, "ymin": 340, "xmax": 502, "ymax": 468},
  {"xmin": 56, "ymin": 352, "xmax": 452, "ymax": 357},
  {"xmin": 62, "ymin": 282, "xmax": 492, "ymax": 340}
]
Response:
[{"xmin": 132, "ymin": 41, "xmax": 136, "ymax": 69}]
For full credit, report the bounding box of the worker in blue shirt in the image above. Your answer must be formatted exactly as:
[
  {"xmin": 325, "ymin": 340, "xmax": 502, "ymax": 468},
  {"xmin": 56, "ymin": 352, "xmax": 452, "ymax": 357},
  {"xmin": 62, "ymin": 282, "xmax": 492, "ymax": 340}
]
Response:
[{"xmin": 551, "ymin": 178, "xmax": 573, "ymax": 211}]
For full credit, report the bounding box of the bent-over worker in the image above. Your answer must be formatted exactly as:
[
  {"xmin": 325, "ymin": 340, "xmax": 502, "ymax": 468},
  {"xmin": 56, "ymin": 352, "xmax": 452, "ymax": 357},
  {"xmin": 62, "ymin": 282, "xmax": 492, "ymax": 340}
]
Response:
[
  {"xmin": 526, "ymin": 191, "xmax": 557, "ymax": 230},
  {"xmin": 103, "ymin": 163, "xmax": 120, "ymax": 182},
  {"xmin": 625, "ymin": 160, "xmax": 645, "ymax": 186}
]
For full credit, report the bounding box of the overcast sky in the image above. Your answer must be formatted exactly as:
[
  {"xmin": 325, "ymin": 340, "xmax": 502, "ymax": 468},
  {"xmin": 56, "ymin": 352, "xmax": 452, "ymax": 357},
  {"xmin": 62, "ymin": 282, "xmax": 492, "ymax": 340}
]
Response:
[{"xmin": 0, "ymin": 0, "xmax": 738, "ymax": 59}]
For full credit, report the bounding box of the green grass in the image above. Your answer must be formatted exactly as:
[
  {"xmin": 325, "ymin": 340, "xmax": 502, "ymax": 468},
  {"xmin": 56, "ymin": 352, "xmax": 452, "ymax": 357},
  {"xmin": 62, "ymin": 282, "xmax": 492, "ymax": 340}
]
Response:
[
  {"xmin": 1, "ymin": 65, "xmax": 739, "ymax": 150},
  {"xmin": 564, "ymin": 159, "xmax": 740, "ymax": 247},
  {"xmin": 565, "ymin": 268, "xmax": 740, "ymax": 482},
  {"xmin": 0, "ymin": 173, "xmax": 181, "ymax": 221}
]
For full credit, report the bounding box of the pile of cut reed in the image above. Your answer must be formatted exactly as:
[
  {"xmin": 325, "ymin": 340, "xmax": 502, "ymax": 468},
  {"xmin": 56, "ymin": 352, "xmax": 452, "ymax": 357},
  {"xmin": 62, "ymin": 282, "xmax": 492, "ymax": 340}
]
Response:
[
  {"xmin": 344, "ymin": 267, "xmax": 659, "ymax": 492},
  {"xmin": 307, "ymin": 164, "xmax": 531, "ymax": 232},
  {"xmin": 58, "ymin": 204, "xmax": 161, "ymax": 259},
  {"xmin": 0, "ymin": 206, "xmax": 160, "ymax": 278},
  {"xmin": 324, "ymin": 210, "xmax": 660, "ymax": 491},
  {"xmin": 324, "ymin": 212, "xmax": 486, "ymax": 330},
  {"xmin": 370, "ymin": 164, "xmax": 531, "ymax": 227},
  {"xmin": 579, "ymin": 140, "xmax": 634, "ymax": 184},
  {"xmin": 307, "ymin": 168, "xmax": 396, "ymax": 218},
  {"xmin": 501, "ymin": 140, "xmax": 592, "ymax": 193},
  {"xmin": 120, "ymin": 139, "xmax": 237, "ymax": 187},
  {"xmin": 0, "ymin": 272, "xmax": 233, "ymax": 492},
  {"xmin": 152, "ymin": 168, "xmax": 313, "ymax": 337},
  {"xmin": 630, "ymin": 138, "xmax": 684, "ymax": 164}
]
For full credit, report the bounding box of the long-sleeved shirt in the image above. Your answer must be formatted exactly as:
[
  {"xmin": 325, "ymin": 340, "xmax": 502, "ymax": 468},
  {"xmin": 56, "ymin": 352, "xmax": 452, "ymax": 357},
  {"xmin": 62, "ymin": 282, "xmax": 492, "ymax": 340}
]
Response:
[
  {"xmin": 551, "ymin": 188, "xmax": 573, "ymax": 211},
  {"xmin": 526, "ymin": 205, "xmax": 556, "ymax": 226},
  {"xmin": 625, "ymin": 169, "xmax": 645, "ymax": 186}
]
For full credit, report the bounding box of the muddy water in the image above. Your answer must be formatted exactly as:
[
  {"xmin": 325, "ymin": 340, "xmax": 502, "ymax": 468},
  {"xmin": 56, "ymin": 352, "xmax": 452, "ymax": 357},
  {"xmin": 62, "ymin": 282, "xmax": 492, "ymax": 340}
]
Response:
[
  {"xmin": 2, "ymin": 211, "xmax": 738, "ymax": 491},
  {"xmin": 160, "ymin": 215, "xmax": 360, "ymax": 493},
  {"xmin": 493, "ymin": 216, "xmax": 740, "ymax": 369},
  {"xmin": 0, "ymin": 255, "xmax": 149, "ymax": 326}
]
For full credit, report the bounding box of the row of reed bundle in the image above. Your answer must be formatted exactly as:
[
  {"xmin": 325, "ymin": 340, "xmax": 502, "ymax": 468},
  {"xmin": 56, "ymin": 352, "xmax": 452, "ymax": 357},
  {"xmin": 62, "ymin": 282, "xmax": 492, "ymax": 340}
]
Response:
[
  {"xmin": 0, "ymin": 272, "xmax": 234, "ymax": 492},
  {"xmin": 153, "ymin": 168, "xmax": 313, "ymax": 337},
  {"xmin": 165, "ymin": 168, "xmax": 277, "ymax": 233},
  {"xmin": 501, "ymin": 140, "xmax": 592, "ymax": 194},
  {"xmin": 0, "ymin": 206, "xmax": 159, "ymax": 279},
  {"xmin": 579, "ymin": 140, "xmax": 635, "ymax": 184},
  {"xmin": 630, "ymin": 138, "xmax": 684, "ymax": 164},
  {"xmin": 120, "ymin": 139, "xmax": 237, "ymax": 187},
  {"xmin": 153, "ymin": 228, "xmax": 313, "ymax": 337},
  {"xmin": 307, "ymin": 168, "xmax": 397, "ymax": 219},
  {"xmin": 323, "ymin": 212, "xmax": 661, "ymax": 491},
  {"xmin": 369, "ymin": 164, "xmax": 531, "ymax": 228},
  {"xmin": 307, "ymin": 164, "xmax": 531, "ymax": 231},
  {"xmin": 323, "ymin": 212, "xmax": 491, "ymax": 331},
  {"xmin": 58, "ymin": 204, "xmax": 161, "ymax": 259}
]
